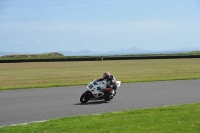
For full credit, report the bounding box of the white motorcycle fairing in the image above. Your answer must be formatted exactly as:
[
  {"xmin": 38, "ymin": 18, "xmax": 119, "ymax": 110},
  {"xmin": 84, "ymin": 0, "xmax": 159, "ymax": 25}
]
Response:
[{"xmin": 80, "ymin": 79, "xmax": 121, "ymax": 103}]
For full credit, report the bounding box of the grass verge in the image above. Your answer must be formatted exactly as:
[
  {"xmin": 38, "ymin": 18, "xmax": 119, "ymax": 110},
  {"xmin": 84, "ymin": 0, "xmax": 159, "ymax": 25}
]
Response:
[
  {"xmin": 0, "ymin": 103, "xmax": 200, "ymax": 133},
  {"xmin": 0, "ymin": 58, "xmax": 200, "ymax": 90}
]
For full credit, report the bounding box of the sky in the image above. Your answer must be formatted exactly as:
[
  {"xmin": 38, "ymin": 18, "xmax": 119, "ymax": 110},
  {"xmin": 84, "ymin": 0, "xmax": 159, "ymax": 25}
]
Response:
[{"xmin": 0, "ymin": 0, "xmax": 200, "ymax": 53}]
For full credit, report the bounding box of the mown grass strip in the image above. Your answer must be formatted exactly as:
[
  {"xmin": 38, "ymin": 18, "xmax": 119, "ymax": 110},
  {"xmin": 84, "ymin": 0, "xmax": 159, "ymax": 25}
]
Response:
[
  {"xmin": 0, "ymin": 103, "xmax": 200, "ymax": 133},
  {"xmin": 0, "ymin": 58, "xmax": 200, "ymax": 90}
]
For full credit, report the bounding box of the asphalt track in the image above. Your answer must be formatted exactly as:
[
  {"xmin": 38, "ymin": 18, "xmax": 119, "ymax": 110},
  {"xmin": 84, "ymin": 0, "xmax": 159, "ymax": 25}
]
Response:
[{"xmin": 0, "ymin": 80, "xmax": 200, "ymax": 126}]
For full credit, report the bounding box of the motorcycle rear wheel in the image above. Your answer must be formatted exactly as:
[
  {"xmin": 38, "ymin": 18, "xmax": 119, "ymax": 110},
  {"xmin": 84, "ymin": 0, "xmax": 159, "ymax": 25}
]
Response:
[
  {"xmin": 104, "ymin": 93, "xmax": 111, "ymax": 101},
  {"xmin": 80, "ymin": 91, "xmax": 91, "ymax": 103}
]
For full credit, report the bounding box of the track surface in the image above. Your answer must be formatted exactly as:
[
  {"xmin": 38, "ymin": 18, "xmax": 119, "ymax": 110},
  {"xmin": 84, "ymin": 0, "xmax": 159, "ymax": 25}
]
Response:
[{"xmin": 0, "ymin": 80, "xmax": 200, "ymax": 126}]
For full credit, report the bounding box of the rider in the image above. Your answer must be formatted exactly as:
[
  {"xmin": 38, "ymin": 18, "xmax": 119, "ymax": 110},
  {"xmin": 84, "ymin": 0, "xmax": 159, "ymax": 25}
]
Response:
[{"xmin": 97, "ymin": 72, "xmax": 117, "ymax": 98}]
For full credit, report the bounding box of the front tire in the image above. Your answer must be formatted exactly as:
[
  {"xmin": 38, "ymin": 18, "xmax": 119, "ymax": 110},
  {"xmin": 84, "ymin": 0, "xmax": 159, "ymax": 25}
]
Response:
[{"xmin": 80, "ymin": 91, "xmax": 91, "ymax": 103}]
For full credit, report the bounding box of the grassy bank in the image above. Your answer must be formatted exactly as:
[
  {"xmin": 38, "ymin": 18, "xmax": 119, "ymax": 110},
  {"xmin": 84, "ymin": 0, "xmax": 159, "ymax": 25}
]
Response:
[
  {"xmin": 1, "ymin": 103, "xmax": 199, "ymax": 133},
  {"xmin": 0, "ymin": 58, "xmax": 200, "ymax": 90},
  {"xmin": 0, "ymin": 52, "xmax": 66, "ymax": 60}
]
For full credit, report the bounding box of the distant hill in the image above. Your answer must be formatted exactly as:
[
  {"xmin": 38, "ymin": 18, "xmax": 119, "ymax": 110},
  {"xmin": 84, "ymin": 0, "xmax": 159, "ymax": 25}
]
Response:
[
  {"xmin": 58, "ymin": 47, "xmax": 200, "ymax": 56},
  {"xmin": 1, "ymin": 47, "xmax": 200, "ymax": 56},
  {"xmin": 59, "ymin": 47, "xmax": 153, "ymax": 56}
]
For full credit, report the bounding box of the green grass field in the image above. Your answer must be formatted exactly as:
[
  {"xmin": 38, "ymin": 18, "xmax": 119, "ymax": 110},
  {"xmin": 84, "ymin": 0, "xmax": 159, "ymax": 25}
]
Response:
[
  {"xmin": 1, "ymin": 58, "xmax": 200, "ymax": 132},
  {"xmin": 0, "ymin": 58, "xmax": 200, "ymax": 90},
  {"xmin": 1, "ymin": 103, "xmax": 199, "ymax": 133}
]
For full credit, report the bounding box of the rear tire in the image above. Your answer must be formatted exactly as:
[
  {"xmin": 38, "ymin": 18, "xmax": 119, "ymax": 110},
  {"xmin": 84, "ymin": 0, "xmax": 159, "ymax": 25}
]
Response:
[
  {"xmin": 104, "ymin": 93, "xmax": 111, "ymax": 101},
  {"xmin": 80, "ymin": 91, "xmax": 91, "ymax": 103}
]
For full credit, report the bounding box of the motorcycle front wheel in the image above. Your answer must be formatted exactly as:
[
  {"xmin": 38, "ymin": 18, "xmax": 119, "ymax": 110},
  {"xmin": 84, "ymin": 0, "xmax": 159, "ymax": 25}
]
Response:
[{"xmin": 80, "ymin": 91, "xmax": 91, "ymax": 103}]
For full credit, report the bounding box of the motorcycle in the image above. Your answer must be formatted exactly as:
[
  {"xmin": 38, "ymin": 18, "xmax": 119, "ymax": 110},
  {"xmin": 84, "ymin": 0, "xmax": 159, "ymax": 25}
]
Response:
[{"xmin": 80, "ymin": 79, "xmax": 121, "ymax": 103}]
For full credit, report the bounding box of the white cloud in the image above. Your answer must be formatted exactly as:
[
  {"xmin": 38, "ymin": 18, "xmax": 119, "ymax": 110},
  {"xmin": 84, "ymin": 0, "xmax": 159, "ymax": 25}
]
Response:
[
  {"xmin": 34, "ymin": 40, "xmax": 41, "ymax": 44},
  {"xmin": 3, "ymin": 0, "xmax": 122, "ymax": 11},
  {"xmin": 61, "ymin": 41, "xmax": 67, "ymax": 44},
  {"xmin": 18, "ymin": 41, "xmax": 26, "ymax": 44},
  {"xmin": 1, "ymin": 20, "xmax": 200, "ymax": 33}
]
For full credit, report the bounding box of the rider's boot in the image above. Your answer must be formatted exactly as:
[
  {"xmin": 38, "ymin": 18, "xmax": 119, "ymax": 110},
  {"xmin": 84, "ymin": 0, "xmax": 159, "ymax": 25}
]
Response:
[{"xmin": 109, "ymin": 93, "xmax": 113, "ymax": 99}]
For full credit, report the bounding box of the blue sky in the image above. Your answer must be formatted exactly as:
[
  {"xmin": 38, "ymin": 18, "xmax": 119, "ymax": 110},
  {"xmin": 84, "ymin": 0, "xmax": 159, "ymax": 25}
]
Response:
[{"xmin": 0, "ymin": 0, "xmax": 200, "ymax": 53}]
